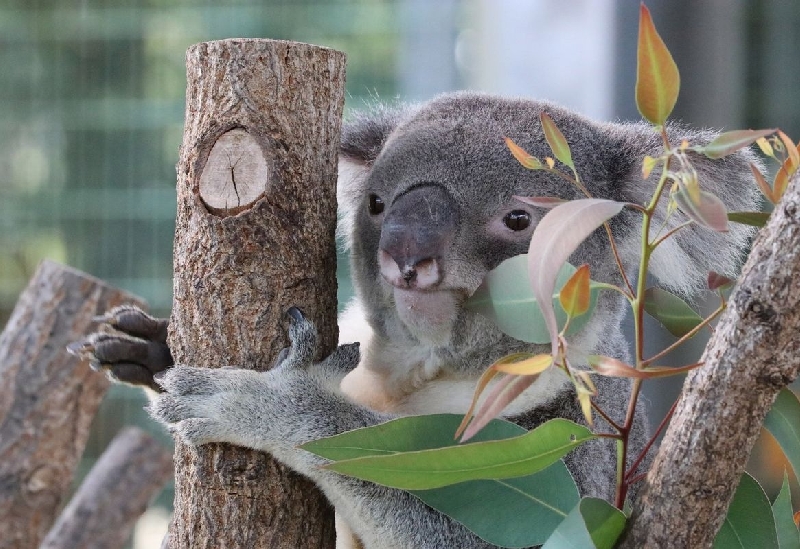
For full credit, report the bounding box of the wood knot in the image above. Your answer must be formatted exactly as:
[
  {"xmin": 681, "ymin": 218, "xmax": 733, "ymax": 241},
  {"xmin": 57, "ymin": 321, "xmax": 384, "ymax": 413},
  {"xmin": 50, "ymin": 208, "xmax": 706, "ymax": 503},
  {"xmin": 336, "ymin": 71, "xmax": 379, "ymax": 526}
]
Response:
[
  {"xmin": 199, "ymin": 128, "xmax": 270, "ymax": 217},
  {"xmin": 735, "ymin": 289, "xmax": 777, "ymax": 327}
]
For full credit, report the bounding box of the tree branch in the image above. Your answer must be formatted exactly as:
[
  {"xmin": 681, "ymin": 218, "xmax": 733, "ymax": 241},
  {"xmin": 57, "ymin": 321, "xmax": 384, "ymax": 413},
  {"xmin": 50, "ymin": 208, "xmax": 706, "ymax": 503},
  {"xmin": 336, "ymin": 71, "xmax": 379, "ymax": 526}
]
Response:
[{"xmin": 621, "ymin": 173, "xmax": 800, "ymax": 548}]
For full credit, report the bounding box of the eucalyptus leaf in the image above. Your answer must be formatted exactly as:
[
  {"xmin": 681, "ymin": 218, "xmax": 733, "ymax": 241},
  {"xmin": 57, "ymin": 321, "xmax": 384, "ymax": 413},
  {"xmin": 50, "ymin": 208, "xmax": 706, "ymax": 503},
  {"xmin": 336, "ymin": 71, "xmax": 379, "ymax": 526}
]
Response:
[
  {"xmin": 541, "ymin": 497, "xmax": 627, "ymax": 549},
  {"xmin": 772, "ymin": 472, "xmax": 800, "ymax": 549},
  {"xmin": 413, "ymin": 463, "xmax": 579, "ymax": 548},
  {"xmin": 764, "ymin": 388, "xmax": 800, "ymax": 482},
  {"xmin": 714, "ymin": 472, "xmax": 778, "ymax": 549},
  {"xmin": 465, "ymin": 256, "xmax": 601, "ymax": 344},
  {"xmin": 728, "ymin": 211, "xmax": 770, "ymax": 228},
  {"xmin": 643, "ymin": 287, "xmax": 703, "ymax": 337},
  {"xmin": 304, "ymin": 415, "xmax": 581, "ymax": 547},
  {"xmin": 636, "ymin": 4, "xmax": 680, "ymax": 126},
  {"xmin": 309, "ymin": 417, "xmax": 593, "ymax": 490}
]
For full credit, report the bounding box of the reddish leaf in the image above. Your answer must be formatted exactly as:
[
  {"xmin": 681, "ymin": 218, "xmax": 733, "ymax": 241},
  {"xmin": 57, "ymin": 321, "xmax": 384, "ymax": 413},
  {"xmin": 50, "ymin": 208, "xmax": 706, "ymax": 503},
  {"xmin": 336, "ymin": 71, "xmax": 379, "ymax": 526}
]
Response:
[
  {"xmin": 540, "ymin": 112, "xmax": 574, "ymax": 170},
  {"xmin": 455, "ymin": 356, "xmax": 517, "ymax": 439},
  {"xmin": 588, "ymin": 355, "xmax": 702, "ymax": 379},
  {"xmin": 778, "ymin": 130, "xmax": 799, "ymax": 171},
  {"xmin": 461, "ymin": 375, "xmax": 538, "ymax": 441},
  {"xmin": 672, "ymin": 187, "xmax": 729, "ymax": 232},
  {"xmin": 751, "ymin": 163, "xmax": 775, "ymax": 204},
  {"xmin": 455, "ymin": 367, "xmax": 499, "ymax": 438},
  {"xmin": 505, "ymin": 137, "xmax": 543, "ymax": 170},
  {"xmin": 707, "ymin": 271, "xmax": 733, "ymax": 291},
  {"xmin": 698, "ymin": 129, "xmax": 777, "ymax": 160},
  {"xmin": 636, "ymin": 4, "xmax": 680, "ymax": 126},
  {"xmin": 559, "ymin": 264, "xmax": 591, "ymax": 319},
  {"xmin": 774, "ymin": 163, "xmax": 791, "ymax": 202},
  {"xmin": 527, "ymin": 199, "xmax": 626, "ymax": 356},
  {"xmin": 514, "ymin": 196, "xmax": 566, "ymax": 209}
]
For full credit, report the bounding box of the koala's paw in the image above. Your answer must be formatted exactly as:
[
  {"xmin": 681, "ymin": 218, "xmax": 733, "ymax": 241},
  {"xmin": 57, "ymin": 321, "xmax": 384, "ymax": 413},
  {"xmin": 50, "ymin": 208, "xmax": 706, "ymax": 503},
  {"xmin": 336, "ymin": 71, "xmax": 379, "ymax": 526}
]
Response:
[
  {"xmin": 272, "ymin": 307, "xmax": 318, "ymax": 371},
  {"xmin": 147, "ymin": 365, "xmax": 255, "ymax": 447},
  {"xmin": 274, "ymin": 307, "xmax": 360, "ymax": 375},
  {"xmin": 67, "ymin": 306, "xmax": 173, "ymax": 391}
]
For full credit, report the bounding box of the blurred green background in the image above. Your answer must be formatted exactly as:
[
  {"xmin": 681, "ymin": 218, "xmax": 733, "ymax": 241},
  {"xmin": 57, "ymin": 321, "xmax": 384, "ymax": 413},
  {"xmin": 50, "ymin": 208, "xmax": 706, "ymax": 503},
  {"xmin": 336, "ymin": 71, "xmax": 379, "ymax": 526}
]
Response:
[{"xmin": 2, "ymin": 1, "xmax": 799, "ymax": 546}]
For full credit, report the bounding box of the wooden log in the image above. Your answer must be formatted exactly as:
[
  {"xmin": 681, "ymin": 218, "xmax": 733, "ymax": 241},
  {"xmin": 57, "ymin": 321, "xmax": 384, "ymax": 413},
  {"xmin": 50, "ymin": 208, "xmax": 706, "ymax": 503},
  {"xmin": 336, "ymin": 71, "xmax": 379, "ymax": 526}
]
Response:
[
  {"xmin": 167, "ymin": 39, "xmax": 345, "ymax": 548},
  {"xmin": 0, "ymin": 260, "xmax": 145, "ymax": 549},
  {"xmin": 40, "ymin": 427, "xmax": 172, "ymax": 549}
]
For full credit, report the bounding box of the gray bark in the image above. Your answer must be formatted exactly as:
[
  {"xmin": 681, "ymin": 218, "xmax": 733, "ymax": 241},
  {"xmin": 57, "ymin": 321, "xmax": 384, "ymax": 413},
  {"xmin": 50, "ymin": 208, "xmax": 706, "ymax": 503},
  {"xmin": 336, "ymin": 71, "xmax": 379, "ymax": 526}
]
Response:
[
  {"xmin": 167, "ymin": 39, "xmax": 345, "ymax": 548},
  {"xmin": 621, "ymin": 173, "xmax": 800, "ymax": 547},
  {"xmin": 0, "ymin": 260, "xmax": 145, "ymax": 549}
]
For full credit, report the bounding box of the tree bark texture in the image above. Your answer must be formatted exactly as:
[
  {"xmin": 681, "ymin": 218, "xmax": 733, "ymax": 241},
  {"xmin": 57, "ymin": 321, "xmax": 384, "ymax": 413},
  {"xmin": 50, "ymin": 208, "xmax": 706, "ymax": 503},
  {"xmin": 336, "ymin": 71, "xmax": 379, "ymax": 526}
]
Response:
[
  {"xmin": 168, "ymin": 39, "xmax": 345, "ymax": 548},
  {"xmin": 0, "ymin": 260, "xmax": 145, "ymax": 549},
  {"xmin": 621, "ymin": 173, "xmax": 800, "ymax": 548},
  {"xmin": 40, "ymin": 427, "xmax": 172, "ymax": 549}
]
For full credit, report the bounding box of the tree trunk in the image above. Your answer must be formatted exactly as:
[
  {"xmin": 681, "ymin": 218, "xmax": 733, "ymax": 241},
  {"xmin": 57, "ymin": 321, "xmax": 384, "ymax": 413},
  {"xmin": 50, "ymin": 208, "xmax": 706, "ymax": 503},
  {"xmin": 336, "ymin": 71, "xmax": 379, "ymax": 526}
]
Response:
[
  {"xmin": 0, "ymin": 260, "xmax": 145, "ymax": 549},
  {"xmin": 167, "ymin": 39, "xmax": 345, "ymax": 548},
  {"xmin": 41, "ymin": 427, "xmax": 172, "ymax": 549},
  {"xmin": 621, "ymin": 173, "xmax": 800, "ymax": 547}
]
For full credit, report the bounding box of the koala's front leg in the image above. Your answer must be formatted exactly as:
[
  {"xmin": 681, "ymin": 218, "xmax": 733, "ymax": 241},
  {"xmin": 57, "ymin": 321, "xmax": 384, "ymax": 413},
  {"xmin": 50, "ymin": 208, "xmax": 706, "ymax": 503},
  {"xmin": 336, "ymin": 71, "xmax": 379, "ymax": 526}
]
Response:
[
  {"xmin": 148, "ymin": 308, "xmax": 375, "ymax": 463},
  {"xmin": 149, "ymin": 309, "xmax": 497, "ymax": 549}
]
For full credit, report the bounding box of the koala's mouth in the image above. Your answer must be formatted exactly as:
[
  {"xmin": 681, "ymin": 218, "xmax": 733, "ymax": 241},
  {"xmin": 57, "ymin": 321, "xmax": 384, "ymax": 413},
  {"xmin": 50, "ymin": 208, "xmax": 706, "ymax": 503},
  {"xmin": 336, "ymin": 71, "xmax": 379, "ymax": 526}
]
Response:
[{"xmin": 392, "ymin": 287, "xmax": 462, "ymax": 343}]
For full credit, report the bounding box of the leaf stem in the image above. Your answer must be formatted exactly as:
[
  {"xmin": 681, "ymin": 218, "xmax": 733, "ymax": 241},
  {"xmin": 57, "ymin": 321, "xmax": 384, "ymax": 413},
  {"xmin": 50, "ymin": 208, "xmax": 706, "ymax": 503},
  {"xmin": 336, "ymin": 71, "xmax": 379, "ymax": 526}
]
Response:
[
  {"xmin": 591, "ymin": 400, "xmax": 623, "ymax": 433},
  {"xmin": 625, "ymin": 397, "xmax": 678, "ymax": 481},
  {"xmin": 650, "ymin": 220, "xmax": 693, "ymax": 249},
  {"xmin": 604, "ymin": 223, "xmax": 635, "ymax": 296},
  {"xmin": 642, "ymin": 302, "xmax": 725, "ymax": 366}
]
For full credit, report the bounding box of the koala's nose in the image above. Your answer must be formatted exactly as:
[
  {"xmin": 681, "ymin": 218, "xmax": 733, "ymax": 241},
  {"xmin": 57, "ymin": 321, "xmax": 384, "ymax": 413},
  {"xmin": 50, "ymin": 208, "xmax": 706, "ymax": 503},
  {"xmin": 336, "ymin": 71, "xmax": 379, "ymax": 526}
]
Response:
[{"xmin": 378, "ymin": 184, "xmax": 459, "ymax": 290}]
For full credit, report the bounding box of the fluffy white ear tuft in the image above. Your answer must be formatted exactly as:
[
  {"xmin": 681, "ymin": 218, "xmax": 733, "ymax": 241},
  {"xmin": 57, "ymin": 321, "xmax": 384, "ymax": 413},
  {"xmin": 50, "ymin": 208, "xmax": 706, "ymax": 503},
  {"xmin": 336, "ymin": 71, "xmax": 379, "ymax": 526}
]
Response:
[{"xmin": 336, "ymin": 157, "xmax": 371, "ymax": 251}]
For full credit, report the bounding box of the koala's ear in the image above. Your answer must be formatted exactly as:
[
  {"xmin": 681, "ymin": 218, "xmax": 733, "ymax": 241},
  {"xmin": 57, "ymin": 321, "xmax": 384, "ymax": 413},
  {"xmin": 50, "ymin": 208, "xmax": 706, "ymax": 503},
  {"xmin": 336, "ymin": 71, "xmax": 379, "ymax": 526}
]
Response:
[
  {"xmin": 613, "ymin": 122, "xmax": 762, "ymax": 296},
  {"xmin": 337, "ymin": 105, "xmax": 411, "ymax": 249},
  {"xmin": 340, "ymin": 105, "xmax": 409, "ymax": 166}
]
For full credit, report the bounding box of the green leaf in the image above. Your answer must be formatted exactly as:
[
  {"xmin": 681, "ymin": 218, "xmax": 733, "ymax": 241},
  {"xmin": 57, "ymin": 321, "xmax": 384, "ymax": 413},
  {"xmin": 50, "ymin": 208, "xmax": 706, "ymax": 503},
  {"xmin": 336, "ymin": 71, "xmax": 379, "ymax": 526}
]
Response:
[
  {"xmin": 302, "ymin": 414, "xmax": 525, "ymax": 460},
  {"xmin": 636, "ymin": 4, "xmax": 680, "ymax": 126},
  {"xmin": 311, "ymin": 417, "xmax": 594, "ymax": 490},
  {"xmin": 465, "ymin": 257, "xmax": 601, "ymax": 344},
  {"xmin": 728, "ymin": 211, "xmax": 770, "ymax": 228},
  {"xmin": 643, "ymin": 287, "xmax": 703, "ymax": 337},
  {"xmin": 304, "ymin": 415, "xmax": 582, "ymax": 547},
  {"xmin": 772, "ymin": 472, "xmax": 800, "ymax": 549},
  {"xmin": 541, "ymin": 498, "xmax": 627, "ymax": 549},
  {"xmin": 414, "ymin": 462, "xmax": 579, "ymax": 548},
  {"xmin": 697, "ymin": 129, "xmax": 777, "ymax": 159},
  {"xmin": 714, "ymin": 472, "xmax": 778, "ymax": 549},
  {"xmin": 541, "ymin": 112, "xmax": 575, "ymax": 170},
  {"xmin": 764, "ymin": 388, "xmax": 800, "ymax": 482}
]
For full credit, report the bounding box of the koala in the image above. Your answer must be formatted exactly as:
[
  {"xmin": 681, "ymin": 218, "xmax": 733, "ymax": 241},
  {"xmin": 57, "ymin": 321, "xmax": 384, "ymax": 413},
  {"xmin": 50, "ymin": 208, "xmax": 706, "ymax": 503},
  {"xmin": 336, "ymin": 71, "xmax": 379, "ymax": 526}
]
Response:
[{"xmin": 72, "ymin": 92, "xmax": 760, "ymax": 549}]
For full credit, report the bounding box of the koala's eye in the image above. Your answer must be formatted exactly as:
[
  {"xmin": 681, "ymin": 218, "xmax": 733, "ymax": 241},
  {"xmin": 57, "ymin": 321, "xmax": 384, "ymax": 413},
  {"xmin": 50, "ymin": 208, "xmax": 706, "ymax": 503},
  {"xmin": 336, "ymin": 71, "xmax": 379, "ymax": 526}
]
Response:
[
  {"xmin": 368, "ymin": 194, "xmax": 385, "ymax": 215},
  {"xmin": 502, "ymin": 210, "xmax": 531, "ymax": 231}
]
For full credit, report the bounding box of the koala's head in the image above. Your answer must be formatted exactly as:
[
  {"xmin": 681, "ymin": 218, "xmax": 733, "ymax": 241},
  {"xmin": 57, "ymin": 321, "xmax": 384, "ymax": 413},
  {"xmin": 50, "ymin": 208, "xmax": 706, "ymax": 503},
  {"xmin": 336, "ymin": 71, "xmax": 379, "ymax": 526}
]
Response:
[{"xmin": 338, "ymin": 92, "xmax": 758, "ymax": 352}]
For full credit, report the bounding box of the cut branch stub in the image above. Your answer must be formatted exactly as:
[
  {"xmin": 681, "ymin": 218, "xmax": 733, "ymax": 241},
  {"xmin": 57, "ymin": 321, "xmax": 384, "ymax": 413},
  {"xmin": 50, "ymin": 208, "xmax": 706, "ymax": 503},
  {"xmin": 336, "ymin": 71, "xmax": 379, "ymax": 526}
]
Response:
[{"xmin": 198, "ymin": 128, "xmax": 270, "ymax": 216}]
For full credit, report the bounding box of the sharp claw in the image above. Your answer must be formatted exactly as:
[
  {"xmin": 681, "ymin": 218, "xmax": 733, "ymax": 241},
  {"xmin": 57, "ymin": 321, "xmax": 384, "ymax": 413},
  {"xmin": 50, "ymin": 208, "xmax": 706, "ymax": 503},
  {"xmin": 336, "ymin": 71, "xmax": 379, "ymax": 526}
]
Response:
[
  {"xmin": 286, "ymin": 306, "xmax": 305, "ymax": 323},
  {"xmin": 92, "ymin": 313, "xmax": 113, "ymax": 324}
]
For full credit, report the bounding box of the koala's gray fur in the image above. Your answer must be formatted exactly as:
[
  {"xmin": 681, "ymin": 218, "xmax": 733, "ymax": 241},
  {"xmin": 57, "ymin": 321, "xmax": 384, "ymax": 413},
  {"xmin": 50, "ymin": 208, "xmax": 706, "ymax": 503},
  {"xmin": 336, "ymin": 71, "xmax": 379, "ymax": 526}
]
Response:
[{"xmin": 85, "ymin": 92, "xmax": 760, "ymax": 549}]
